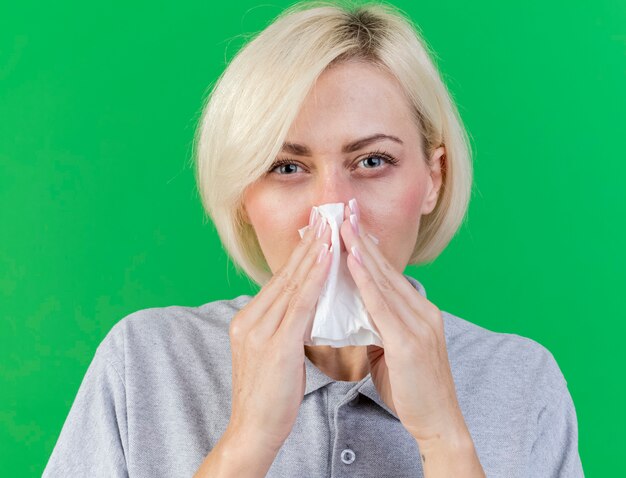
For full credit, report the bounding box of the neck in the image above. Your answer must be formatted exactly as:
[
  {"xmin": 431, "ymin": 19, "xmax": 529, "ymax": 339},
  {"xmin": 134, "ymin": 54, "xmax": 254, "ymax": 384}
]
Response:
[{"xmin": 304, "ymin": 345, "xmax": 370, "ymax": 382}]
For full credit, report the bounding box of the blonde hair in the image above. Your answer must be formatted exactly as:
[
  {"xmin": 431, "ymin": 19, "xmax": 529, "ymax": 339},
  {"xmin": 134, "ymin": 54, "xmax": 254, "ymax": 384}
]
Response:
[{"xmin": 193, "ymin": 0, "xmax": 473, "ymax": 287}]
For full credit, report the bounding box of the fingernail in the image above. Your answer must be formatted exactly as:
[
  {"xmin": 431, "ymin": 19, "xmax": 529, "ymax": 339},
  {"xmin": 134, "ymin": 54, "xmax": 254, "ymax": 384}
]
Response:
[
  {"xmin": 349, "ymin": 214, "xmax": 360, "ymax": 236},
  {"xmin": 367, "ymin": 232, "xmax": 379, "ymax": 245},
  {"xmin": 309, "ymin": 207, "xmax": 318, "ymax": 226},
  {"xmin": 316, "ymin": 217, "xmax": 327, "ymax": 238},
  {"xmin": 351, "ymin": 245, "xmax": 363, "ymax": 265},
  {"xmin": 316, "ymin": 243, "xmax": 329, "ymax": 264},
  {"xmin": 348, "ymin": 198, "xmax": 360, "ymax": 221}
]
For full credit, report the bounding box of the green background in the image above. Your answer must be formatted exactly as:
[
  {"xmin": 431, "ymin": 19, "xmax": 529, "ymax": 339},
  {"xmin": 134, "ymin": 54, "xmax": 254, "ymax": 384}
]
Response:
[{"xmin": 1, "ymin": 0, "xmax": 624, "ymax": 475}]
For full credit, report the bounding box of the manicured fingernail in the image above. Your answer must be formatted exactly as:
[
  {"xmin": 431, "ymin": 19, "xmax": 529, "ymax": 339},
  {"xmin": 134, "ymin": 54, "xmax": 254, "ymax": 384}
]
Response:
[
  {"xmin": 316, "ymin": 217, "xmax": 327, "ymax": 238},
  {"xmin": 351, "ymin": 245, "xmax": 362, "ymax": 265},
  {"xmin": 309, "ymin": 207, "xmax": 318, "ymax": 226},
  {"xmin": 348, "ymin": 198, "xmax": 360, "ymax": 221},
  {"xmin": 317, "ymin": 243, "xmax": 329, "ymax": 264},
  {"xmin": 367, "ymin": 233, "xmax": 379, "ymax": 245},
  {"xmin": 303, "ymin": 214, "xmax": 320, "ymax": 239},
  {"xmin": 349, "ymin": 214, "xmax": 360, "ymax": 236}
]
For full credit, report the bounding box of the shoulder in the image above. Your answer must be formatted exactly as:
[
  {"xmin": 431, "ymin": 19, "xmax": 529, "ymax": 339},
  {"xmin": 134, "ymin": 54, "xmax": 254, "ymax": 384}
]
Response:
[
  {"xmin": 94, "ymin": 294, "xmax": 254, "ymax": 375},
  {"xmin": 441, "ymin": 309, "xmax": 567, "ymax": 405},
  {"xmin": 114, "ymin": 293, "xmax": 253, "ymax": 335}
]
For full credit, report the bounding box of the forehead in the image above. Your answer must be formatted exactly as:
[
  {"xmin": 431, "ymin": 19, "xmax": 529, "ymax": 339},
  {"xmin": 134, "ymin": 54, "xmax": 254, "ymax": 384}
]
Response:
[{"xmin": 288, "ymin": 61, "xmax": 416, "ymax": 139}]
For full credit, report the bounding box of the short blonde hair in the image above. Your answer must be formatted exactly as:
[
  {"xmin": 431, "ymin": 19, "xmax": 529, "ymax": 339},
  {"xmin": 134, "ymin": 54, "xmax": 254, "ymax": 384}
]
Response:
[{"xmin": 194, "ymin": 0, "xmax": 473, "ymax": 287}]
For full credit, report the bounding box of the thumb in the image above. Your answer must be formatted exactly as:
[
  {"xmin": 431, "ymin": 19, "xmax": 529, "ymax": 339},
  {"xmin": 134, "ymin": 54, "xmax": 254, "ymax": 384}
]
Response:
[{"xmin": 366, "ymin": 344, "xmax": 384, "ymax": 363}]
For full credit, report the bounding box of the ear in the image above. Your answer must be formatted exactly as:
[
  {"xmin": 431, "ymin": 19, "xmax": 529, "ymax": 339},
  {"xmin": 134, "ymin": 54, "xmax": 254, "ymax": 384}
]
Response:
[
  {"xmin": 240, "ymin": 189, "xmax": 252, "ymax": 225},
  {"xmin": 421, "ymin": 145, "xmax": 445, "ymax": 216},
  {"xmin": 241, "ymin": 205, "xmax": 251, "ymax": 225}
]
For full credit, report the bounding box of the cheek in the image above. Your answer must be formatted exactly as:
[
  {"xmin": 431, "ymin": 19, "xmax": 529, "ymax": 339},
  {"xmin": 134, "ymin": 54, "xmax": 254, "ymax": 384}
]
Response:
[
  {"xmin": 252, "ymin": 217, "xmax": 296, "ymax": 273},
  {"xmin": 379, "ymin": 189, "xmax": 424, "ymax": 269},
  {"xmin": 251, "ymin": 210, "xmax": 298, "ymax": 249},
  {"xmin": 245, "ymin": 194, "xmax": 310, "ymax": 267},
  {"xmin": 381, "ymin": 186, "xmax": 424, "ymax": 229},
  {"xmin": 398, "ymin": 189, "xmax": 423, "ymax": 222},
  {"xmin": 246, "ymin": 185, "xmax": 301, "ymax": 233}
]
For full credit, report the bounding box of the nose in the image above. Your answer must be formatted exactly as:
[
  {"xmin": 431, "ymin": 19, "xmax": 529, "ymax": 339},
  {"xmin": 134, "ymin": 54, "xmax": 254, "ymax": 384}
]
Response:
[
  {"xmin": 310, "ymin": 172, "xmax": 357, "ymax": 253},
  {"xmin": 312, "ymin": 167, "xmax": 356, "ymax": 212}
]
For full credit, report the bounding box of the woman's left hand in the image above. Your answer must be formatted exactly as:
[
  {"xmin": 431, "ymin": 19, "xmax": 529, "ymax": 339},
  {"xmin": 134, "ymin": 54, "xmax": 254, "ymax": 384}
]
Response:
[{"xmin": 339, "ymin": 201, "xmax": 470, "ymax": 447}]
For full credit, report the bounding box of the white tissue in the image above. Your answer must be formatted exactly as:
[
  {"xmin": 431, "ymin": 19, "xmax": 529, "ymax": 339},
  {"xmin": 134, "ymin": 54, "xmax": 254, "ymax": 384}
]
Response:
[{"xmin": 298, "ymin": 202, "xmax": 383, "ymax": 348}]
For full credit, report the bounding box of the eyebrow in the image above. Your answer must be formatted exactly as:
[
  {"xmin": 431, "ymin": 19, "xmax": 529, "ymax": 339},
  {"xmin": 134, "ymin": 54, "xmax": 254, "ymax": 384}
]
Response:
[{"xmin": 281, "ymin": 133, "xmax": 404, "ymax": 156}]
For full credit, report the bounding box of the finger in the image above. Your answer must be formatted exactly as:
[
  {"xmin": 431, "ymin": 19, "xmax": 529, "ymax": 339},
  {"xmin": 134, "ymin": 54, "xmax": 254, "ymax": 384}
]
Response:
[
  {"xmin": 358, "ymin": 225, "xmax": 435, "ymax": 324},
  {"xmin": 234, "ymin": 210, "xmax": 323, "ymax": 332},
  {"xmin": 260, "ymin": 214, "xmax": 332, "ymax": 339},
  {"xmin": 344, "ymin": 202, "xmax": 421, "ymax": 311},
  {"xmin": 345, "ymin": 246, "xmax": 408, "ymax": 346},
  {"xmin": 341, "ymin": 216, "xmax": 425, "ymax": 343},
  {"xmin": 253, "ymin": 214, "xmax": 332, "ymax": 339},
  {"xmin": 278, "ymin": 231, "xmax": 334, "ymax": 343},
  {"xmin": 341, "ymin": 206, "xmax": 437, "ymax": 329}
]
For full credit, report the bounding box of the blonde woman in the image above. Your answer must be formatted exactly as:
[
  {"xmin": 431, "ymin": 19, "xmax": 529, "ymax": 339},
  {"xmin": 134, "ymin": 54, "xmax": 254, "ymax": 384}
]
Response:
[{"xmin": 43, "ymin": 1, "xmax": 584, "ymax": 477}]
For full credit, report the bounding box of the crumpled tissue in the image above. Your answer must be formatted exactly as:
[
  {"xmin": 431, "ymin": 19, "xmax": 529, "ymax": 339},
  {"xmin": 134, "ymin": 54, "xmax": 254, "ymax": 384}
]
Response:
[{"xmin": 298, "ymin": 202, "xmax": 383, "ymax": 348}]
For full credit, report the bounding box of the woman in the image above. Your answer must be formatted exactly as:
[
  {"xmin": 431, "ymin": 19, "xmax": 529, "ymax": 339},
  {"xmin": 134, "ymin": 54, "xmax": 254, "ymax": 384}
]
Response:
[{"xmin": 43, "ymin": 1, "xmax": 584, "ymax": 477}]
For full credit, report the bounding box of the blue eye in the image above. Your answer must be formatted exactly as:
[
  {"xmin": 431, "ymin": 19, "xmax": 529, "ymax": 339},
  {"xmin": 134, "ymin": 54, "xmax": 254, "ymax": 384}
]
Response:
[
  {"xmin": 269, "ymin": 161, "xmax": 303, "ymax": 175},
  {"xmin": 268, "ymin": 150, "xmax": 398, "ymax": 175},
  {"xmin": 359, "ymin": 150, "xmax": 400, "ymax": 168},
  {"xmin": 360, "ymin": 155, "xmax": 385, "ymax": 168}
]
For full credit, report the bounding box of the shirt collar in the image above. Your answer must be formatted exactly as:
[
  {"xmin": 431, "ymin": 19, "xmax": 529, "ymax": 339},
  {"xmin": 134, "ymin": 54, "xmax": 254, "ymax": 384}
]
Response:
[{"xmin": 304, "ymin": 273, "xmax": 428, "ymax": 421}]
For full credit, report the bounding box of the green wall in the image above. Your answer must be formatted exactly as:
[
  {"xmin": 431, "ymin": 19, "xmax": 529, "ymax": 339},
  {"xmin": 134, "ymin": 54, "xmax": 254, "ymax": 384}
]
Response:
[{"xmin": 1, "ymin": 0, "xmax": 624, "ymax": 475}]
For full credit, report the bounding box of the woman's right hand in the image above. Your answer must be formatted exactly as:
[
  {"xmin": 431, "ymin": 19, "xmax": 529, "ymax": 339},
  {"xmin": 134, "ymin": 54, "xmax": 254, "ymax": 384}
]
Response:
[{"xmin": 225, "ymin": 208, "xmax": 333, "ymax": 455}]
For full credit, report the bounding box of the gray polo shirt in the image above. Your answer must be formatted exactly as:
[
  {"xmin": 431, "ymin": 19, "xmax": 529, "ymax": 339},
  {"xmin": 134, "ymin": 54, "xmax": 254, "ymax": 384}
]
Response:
[{"xmin": 42, "ymin": 275, "xmax": 584, "ymax": 477}]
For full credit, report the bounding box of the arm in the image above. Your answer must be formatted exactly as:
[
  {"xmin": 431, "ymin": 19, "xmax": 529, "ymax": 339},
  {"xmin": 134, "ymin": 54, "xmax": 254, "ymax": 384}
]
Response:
[
  {"xmin": 193, "ymin": 425, "xmax": 282, "ymax": 478},
  {"xmin": 42, "ymin": 340, "xmax": 129, "ymax": 477},
  {"xmin": 415, "ymin": 424, "xmax": 485, "ymax": 478},
  {"xmin": 528, "ymin": 386, "xmax": 585, "ymax": 477}
]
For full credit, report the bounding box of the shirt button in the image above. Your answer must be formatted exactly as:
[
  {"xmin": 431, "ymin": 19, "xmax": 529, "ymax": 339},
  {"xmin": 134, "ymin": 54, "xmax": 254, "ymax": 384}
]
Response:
[{"xmin": 341, "ymin": 448, "xmax": 356, "ymax": 464}]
